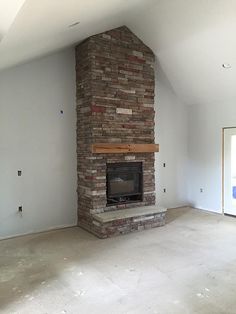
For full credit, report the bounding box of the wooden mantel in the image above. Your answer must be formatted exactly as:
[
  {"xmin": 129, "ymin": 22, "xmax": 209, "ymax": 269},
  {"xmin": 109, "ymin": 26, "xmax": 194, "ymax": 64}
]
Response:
[{"xmin": 91, "ymin": 143, "xmax": 159, "ymax": 154}]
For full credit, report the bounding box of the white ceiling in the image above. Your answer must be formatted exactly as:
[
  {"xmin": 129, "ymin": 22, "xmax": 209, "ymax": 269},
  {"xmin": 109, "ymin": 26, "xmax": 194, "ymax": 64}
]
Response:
[
  {"xmin": 128, "ymin": 0, "xmax": 236, "ymax": 106},
  {"xmin": 0, "ymin": 0, "xmax": 155, "ymax": 71},
  {"xmin": 0, "ymin": 0, "xmax": 25, "ymax": 41},
  {"xmin": 1, "ymin": 0, "xmax": 236, "ymax": 106}
]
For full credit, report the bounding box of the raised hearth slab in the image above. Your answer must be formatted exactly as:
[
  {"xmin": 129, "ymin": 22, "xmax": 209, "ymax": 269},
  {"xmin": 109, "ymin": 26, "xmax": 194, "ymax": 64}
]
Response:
[
  {"xmin": 93, "ymin": 205, "xmax": 166, "ymax": 223},
  {"xmin": 89, "ymin": 205, "xmax": 167, "ymax": 238}
]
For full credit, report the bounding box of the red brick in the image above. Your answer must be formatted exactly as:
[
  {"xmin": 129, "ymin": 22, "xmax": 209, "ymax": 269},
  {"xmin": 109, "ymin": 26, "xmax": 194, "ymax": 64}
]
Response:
[{"xmin": 91, "ymin": 105, "xmax": 106, "ymax": 113}]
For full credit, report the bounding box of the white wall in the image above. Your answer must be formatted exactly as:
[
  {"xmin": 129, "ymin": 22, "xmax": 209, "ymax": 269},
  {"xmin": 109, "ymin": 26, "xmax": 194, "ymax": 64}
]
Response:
[
  {"xmin": 127, "ymin": 3, "xmax": 236, "ymax": 214},
  {"xmin": 0, "ymin": 49, "xmax": 77, "ymax": 239},
  {"xmin": 0, "ymin": 43, "xmax": 189, "ymax": 240},
  {"xmin": 187, "ymin": 102, "xmax": 236, "ymax": 213},
  {"xmin": 127, "ymin": 19, "xmax": 189, "ymax": 209},
  {"xmin": 155, "ymin": 65, "xmax": 189, "ymax": 208}
]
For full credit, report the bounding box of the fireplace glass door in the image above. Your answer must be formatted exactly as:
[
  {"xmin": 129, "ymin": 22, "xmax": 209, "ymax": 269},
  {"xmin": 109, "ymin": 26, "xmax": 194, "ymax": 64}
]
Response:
[{"xmin": 106, "ymin": 162, "xmax": 143, "ymax": 205}]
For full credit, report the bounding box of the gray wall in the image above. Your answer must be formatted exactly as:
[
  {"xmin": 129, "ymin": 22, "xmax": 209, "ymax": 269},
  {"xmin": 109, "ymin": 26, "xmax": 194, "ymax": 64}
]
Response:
[
  {"xmin": 187, "ymin": 101, "xmax": 236, "ymax": 213},
  {"xmin": 155, "ymin": 66, "xmax": 188, "ymax": 208},
  {"xmin": 0, "ymin": 46, "xmax": 189, "ymax": 240},
  {"xmin": 0, "ymin": 49, "xmax": 77, "ymax": 239}
]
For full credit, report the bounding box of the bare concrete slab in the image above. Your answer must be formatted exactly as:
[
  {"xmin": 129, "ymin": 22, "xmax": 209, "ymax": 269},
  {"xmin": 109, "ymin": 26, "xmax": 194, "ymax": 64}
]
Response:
[
  {"xmin": 93, "ymin": 205, "xmax": 167, "ymax": 223},
  {"xmin": 1, "ymin": 207, "xmax": 236, "ymax": 313}
]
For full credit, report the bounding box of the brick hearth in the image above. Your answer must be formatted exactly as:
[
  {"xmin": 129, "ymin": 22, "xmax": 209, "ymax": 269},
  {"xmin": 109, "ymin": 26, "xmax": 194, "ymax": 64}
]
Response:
[{"xmin": 76, "ymin": 26, "xmax": 166, "ymax": 238}]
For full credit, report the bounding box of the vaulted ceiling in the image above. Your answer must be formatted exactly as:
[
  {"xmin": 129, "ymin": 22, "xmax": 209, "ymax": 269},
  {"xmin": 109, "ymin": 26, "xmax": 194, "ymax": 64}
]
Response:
[
  {"xmin": 1, "ymin": 0, "xmax": 235, "ymax": 106},
  {"xmin": 0, "ymin": 0, "xmax": 155, "ymax": 70},
  {"xmin": 0, "ymin": 0, "xmax": 25, "ymax": 42},
  {"xmin": 128, "ymin": 0, "xmax": 236, "ymax": 106}
]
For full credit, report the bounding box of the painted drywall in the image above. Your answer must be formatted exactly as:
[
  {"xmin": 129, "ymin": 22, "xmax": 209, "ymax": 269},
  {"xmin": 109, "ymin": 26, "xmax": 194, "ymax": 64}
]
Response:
[
  {"xmin": 128, "ymin": 1, "xmax": 236, "ymax": 107},
  {"xmin": 187, "ymin": 102, "xmax": 236, "ymax": 213},
  {"xmin": 155, "ymin": 65, "xmax": 189, "ymax": 208},
  {"xmin": 0, "ymin": 43, "xmax": 189, "ymax": 240},
  {"xmin": 0, "ymin": 49, "xmax": 77, "ymax": 239}
]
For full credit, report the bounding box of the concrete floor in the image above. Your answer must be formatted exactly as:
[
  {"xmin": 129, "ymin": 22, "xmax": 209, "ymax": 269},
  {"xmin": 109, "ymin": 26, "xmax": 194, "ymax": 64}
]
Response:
[{"xmin": 1, "ymin": 207, "xmax": 236, "ymax": 314}]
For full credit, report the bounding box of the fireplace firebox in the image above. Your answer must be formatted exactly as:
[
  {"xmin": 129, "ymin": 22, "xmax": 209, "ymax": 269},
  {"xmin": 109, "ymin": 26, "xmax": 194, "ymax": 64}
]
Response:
[{"xmin": 106, "ymin": 162, "xmax": 143, "ymax": 206}]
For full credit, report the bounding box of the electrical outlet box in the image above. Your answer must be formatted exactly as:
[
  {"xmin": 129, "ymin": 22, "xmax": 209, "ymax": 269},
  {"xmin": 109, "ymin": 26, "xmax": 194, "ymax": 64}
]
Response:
[
  {"xmin": 200, "ymin": 188, "xmax": 203, "ymax": 193},
  {"xmin": 18, "ymin": 206, "xmax": 23, "ymax": 212}
]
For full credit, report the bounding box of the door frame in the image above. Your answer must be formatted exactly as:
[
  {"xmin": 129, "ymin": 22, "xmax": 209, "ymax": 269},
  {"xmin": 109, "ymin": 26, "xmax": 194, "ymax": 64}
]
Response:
[{"xmin": 222, "ymin": 127, "xmax": 236, "ymax": 215}]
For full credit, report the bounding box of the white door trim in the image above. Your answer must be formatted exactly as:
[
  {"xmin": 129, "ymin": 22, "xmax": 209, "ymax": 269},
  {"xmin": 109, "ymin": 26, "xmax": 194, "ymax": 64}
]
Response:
[{"xmin": 223, "ymin": 127, "xmax": 236, "ymax": 215}]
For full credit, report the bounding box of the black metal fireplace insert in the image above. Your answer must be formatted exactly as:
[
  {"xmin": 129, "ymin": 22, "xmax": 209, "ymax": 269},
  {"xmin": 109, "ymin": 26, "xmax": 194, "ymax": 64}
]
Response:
[{"xmin": 106, "ymin": 162, "xmax": 143, "ymax": 206}]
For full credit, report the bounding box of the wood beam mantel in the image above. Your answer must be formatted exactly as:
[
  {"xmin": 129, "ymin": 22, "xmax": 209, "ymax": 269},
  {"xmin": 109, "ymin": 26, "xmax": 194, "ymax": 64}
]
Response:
[{"xmin": 91, "ymin": 143, "xmax": 159, "ymax": 154}]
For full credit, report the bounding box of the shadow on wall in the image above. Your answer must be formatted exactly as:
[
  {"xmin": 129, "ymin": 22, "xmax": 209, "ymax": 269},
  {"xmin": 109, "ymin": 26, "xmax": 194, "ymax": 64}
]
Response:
[{"xmin": 154, "ymin": 58, "xmax": 189, "ymax": 208}]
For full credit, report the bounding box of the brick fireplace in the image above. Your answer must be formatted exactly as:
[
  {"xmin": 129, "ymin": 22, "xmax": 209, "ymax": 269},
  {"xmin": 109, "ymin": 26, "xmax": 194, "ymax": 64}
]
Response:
[{"xmin": 76, "ymin": 26, "xmax": 166, "ymax": 238}]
